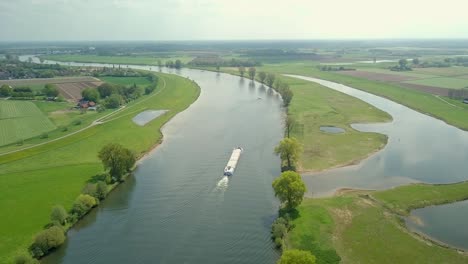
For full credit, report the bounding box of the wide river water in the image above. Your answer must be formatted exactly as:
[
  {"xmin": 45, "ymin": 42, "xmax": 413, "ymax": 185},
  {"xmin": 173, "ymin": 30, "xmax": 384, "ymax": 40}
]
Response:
[
  {"xmin": 19, "ymin": 57, "xmax": 468, "ymax": 260},
  {"xmin": 23, "ymin": 57, "xmax": 284, "ymax": 264}
]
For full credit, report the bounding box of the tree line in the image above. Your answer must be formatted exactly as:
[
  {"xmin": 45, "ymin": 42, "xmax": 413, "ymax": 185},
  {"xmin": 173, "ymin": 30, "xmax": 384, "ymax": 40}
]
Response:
[
  {"xmin": 20, "ymin": 143, "xmax": 136, "ymax": 263},
  {"xmin": 238, "ymin": 67, "xmax": 294, "ymax": 107}
]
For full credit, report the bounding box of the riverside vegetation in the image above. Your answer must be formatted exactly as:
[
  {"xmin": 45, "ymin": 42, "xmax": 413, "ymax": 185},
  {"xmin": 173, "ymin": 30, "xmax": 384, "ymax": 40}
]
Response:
[{"xmin": 0, "ymin": 72, "xmax": 200, "ymax": 264}]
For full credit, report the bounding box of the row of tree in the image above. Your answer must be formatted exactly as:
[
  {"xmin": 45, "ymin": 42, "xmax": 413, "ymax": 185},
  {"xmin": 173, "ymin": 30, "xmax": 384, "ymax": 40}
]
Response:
[
  {"xmin": 238, "ymin": 67, "xmax": 294, "ymax": 107},
  {"xmin": 23, "ymin": 143, "xmax": 136, "ymax": 262}
]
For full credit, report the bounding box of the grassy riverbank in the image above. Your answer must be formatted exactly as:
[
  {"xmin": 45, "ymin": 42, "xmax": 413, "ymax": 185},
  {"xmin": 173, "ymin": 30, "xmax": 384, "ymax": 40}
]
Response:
[
  {"xmin": 283, "ymin": 75, "xmax": 390, "ymax": 171},
  {"xmin": 287, "ymin": 183, "xmax": 468, "ymax": 264},
  {"xmin": 0, "ymin": 73, "xmax": 200, "ymax": 263},
  {"xmin": 259, "ymin": 62, "xmax": 468, "ymax": 130}
]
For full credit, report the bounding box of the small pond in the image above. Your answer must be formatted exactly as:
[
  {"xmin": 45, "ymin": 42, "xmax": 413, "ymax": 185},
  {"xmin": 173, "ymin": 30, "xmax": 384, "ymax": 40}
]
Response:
[
  {"xmin": 132, "ymin": 110, "xmax": 168, "ymax": 126},
  {"xmin": 320, "ymin": 126, "xmax": 345, "ymax": 134},
  {"xmin": 405, "ymin": 200, "xmax": 468, "ymax": 251}
]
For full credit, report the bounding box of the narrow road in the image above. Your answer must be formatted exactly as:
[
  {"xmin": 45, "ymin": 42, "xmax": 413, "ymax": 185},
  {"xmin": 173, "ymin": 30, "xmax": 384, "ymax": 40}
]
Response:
[{"xmin": 0, "ymin": 77, "xmax": 167, "ymax": 156}]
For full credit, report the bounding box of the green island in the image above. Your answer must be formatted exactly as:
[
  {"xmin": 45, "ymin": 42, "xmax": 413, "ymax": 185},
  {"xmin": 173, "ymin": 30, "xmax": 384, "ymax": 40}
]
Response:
[{"xmin": 0, "ymin": 72, "xmax": 200, "ymax": 263}]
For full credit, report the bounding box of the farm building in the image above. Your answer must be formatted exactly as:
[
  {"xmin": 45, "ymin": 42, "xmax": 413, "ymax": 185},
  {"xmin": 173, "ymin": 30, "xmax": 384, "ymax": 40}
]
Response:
[{"xmin": 463, "ymin": 99, "xmax": 468, "ymax": 104}]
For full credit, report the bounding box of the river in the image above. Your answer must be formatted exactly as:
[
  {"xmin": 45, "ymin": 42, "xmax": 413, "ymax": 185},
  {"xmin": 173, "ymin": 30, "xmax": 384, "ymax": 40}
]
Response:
[
  {"xmin": 21, "ymin": 57, "xmax": 283, "ymax": 264},
  {"xmin": 19, "ymin": 57, "xmax": 468, "ymax": 260}
]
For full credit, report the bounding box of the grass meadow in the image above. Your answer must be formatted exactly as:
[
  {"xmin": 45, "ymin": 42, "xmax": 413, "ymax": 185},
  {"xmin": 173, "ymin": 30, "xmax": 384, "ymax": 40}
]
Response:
[{"xmin": 0, "ymin": 73, "xmax": 200, "ymax": 263}]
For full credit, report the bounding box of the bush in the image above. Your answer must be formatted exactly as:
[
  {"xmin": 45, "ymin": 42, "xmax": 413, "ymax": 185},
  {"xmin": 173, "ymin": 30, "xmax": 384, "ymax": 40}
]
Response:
[
  {"xmin": 274, "ymin": 237, "xmax": 283, "ymax": 249},
  {"xmin": 72, "ymin": 119, "xmax": 82, "ymax": 126},
  {"xmin": 16, "ymin": 139, "xmax": 24, "ymax": 146},
  {"xmin": 59, "ymin": 126, "xmax": 68, "ymax": 132},
  {"xmin": 50, "ymin": 205, "xmax": 67, "ymax": 226},
  {"xmin": 71, "ymin": 194, "xmax": 97, "ymax": 218},
  {"xmin": 81, "ymin": 183, "xmax": 97, "ymax": 197},
  {"xmin": 14, "ymin": 252, "xmax": 38, "ymax": 264},
  {"xmin": 278, "ymin": 250, "xmax": 316, "ymax": 264},
  {"xmin": 272, "ymin": 222, "xmax": 287, "ymax": 239},
  {"xmin": 29, "ymin": 226, "xmax": 66, "ymax": 258},
  {"xmin": 39, "ymin": 133, "xmax": 48, "ymax": 139},
  {"xmin": 95, "ymin": 181, "xmax": 108, "ymax": 200},
  {"xmin": 145, "ymin": 85, "xmax": 156, "ymax": 95}
]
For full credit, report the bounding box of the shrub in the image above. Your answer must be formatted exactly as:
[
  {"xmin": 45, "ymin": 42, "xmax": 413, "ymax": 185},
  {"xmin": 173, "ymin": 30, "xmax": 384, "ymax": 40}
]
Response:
[
  {"xmin": 278, "ymin": 250, "xmax": 316, "ymax": 264},
  {"xmin": 274, "ymin": 237, "xmax": 283, "ymax": 249},
  {"xmin": 16, "ymin": 139, "xmax": 24, "ymax": 146},
  {"xmin": 72, "ymin": 119, "xmax": 82, "ymax": 126},
  {"xmin": 272, "ymin": 222, "xmax": 287, "ymax": 239},
  {"xmin": 59, "ymin": 126, "xmax": 68, "ymax": 132},
  {"xmin": 81, "ymin": 183, "xmax": 97, "ymax": 197},
  {"xmin": 71, "ymin": 194, "xmax": 97, "ymax": 218},
  {"xmin": 50, "ymin": 205, "xmax": 68, "ymax": 226},
  {"xmin": 14, "ymin": 252, "xmax": 38, "ymax": 264},
  {"xmin": 95, "ymin": 181, "xmax": 108, "ymax": 200},
  {"xmin": 39, "ymin": 133, "xmax": 48, "ymax": 139},
  {"xmin": 29, "ymin": 226, "xmax": 66, "ymax": 258}
]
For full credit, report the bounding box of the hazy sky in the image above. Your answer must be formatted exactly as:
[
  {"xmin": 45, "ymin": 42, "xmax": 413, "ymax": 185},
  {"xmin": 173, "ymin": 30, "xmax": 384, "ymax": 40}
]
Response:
[{"xmin": 1, "ymin": 0, "xmax": 468, "ymax": 41}]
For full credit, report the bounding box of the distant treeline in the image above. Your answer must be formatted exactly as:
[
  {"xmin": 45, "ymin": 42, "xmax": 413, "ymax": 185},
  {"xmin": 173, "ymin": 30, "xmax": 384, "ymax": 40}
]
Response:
[
  {"xmin": 241, "ymin": 49, "xmax": 321, "ymax": 62},
  {"xmin": 318, "ymin": 65, "xmax": 356, "ymax": 71},
  {"xmin": 0, "ymin": 55, "xmax": 80, "ymax": 79},
  {"xmin": 188, "ymin": 55, "xmax": 261, "ymax": 67}
]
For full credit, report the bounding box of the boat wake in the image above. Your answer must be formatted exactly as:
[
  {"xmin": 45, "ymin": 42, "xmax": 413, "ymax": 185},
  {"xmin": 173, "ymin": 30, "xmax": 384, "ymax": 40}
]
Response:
[{"xmin": 215, "ymin": 176, "xmax": 229, "ymax": 192}]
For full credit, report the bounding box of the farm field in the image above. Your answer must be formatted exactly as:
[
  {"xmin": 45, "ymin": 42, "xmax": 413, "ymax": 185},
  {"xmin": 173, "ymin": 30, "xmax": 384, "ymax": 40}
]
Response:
[
  {"xmin": 0, "ymin": 101, "xmax": 56, "ymax": 146},
  {"xmin": 287, "ymin": 182, "xmax": 468, "ymax": 264},
  {"xmin": 0, "ymin": 77, "xmax": 103, "ymax": 101},
  {"xmin": 0, "ymin": 72, "xmax": 200, "ymax": 263},
  {"xmin": 336, "ymin": 66, "xmax": 468, "ymax": 92}
]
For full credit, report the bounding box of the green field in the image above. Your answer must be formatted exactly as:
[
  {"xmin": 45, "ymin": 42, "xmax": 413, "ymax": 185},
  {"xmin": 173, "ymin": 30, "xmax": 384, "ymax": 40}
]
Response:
[
  {"xmin": 100, "ymin": 76, "xmax": 152, "ymax": 87},
  {"xmin": 287, "ymin": 183, "xmax": 468, "ymax": 264},
  {"xmin": 0, "ymin": 101, "xmax": 56, "ymax": 146},
  {"xmin": 42, "ymin": 54, "xmax": 195, "ymax": 65},
  {"xmin": 0, "ymin": 73, "xmax": 200, "ymax": 263},
  {"xmin": 284, "ymin": 76, "xmax": 391, "ymax": 171}
]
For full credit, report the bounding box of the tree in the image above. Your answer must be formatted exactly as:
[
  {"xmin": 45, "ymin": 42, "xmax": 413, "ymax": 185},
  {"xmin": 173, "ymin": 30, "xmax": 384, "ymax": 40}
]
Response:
[
  {"xmin": 39, "ymin": 57, "xmax": 45, "ymax": 64},
  {"xmin": 281, "ymin": 87, "xmax": 294, "ymax": 107},
  {"xmin": 398, "ymin": 59, "xmax": 408, "ymax": 68},
  {"xmin": 277, "ymin": 250, "xmax": 316, "ymax": 264},
  {"xmin": 258, "ymin": 72, "xmax": 267, "ymax": 83},
  {"xmin": 0, "ymin": 84, "xmax": 12, "ymax": 97},
  {"xmin": 274, "ymin": 137, "xmax": 302, "ymax": 171},
  {"xmin": 30, "ymin": 226, "xmax": 66, "ymax": 258},
  {"xmin": 98, "ymin": 143, "xmax": 136, "ymax": 182},
  {"xmin": 157, "ymin": 60, "xmax": 163, "ymax": 69},
  {"xmin": 412, "ymin": 58, "xmax": 420, "ymax": 65},
  {"xmin": 285, "ymin": 115, "xmax": 296, "ymax": 138},
  {"xmin": 238, "ymin": 66, "xmax": 245, "ymax": 77},
  {"xmin": 175, "ymin": 59, "xmax": 182, "ymax": 69},
  {"xmin": 248, "ymin": 67, "xmax": 256, "ymax": 80},
  {"xmin": 266, "ymin": 73, "xmax": 276, "ymax": 87},
  {"xmin": 105, "ymin": 93, "xmax": 122, "ymax": 109},
  {"xmin": 97, "ymin": 83, "xmax": 116, "ymax": 98},
  {"xmin": 50, "ymin": 205, "xmax": 67, "ymax": 225},
  {"xmin": 272, "ymin": 171, "xmax": 306, "ymax": 210},
  {"xmin": 81, "ymin": 88, "xmax": 99, "ymax": 102},
  {"xmin": 42, "ymin": 84, "xmax": 59, "ymax": 97},
  {"xmin": 71, "ymin": 194, "xmax": 97, "ymax": 218}
]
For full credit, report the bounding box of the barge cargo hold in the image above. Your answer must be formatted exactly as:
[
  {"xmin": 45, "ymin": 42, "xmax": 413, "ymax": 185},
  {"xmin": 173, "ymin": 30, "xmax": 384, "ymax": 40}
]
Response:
[{"xmin": 224, "ymin": 147, "xmax": 243, "ymax": 176}]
